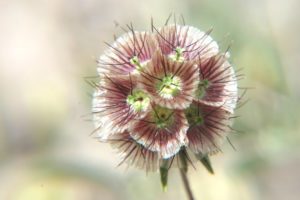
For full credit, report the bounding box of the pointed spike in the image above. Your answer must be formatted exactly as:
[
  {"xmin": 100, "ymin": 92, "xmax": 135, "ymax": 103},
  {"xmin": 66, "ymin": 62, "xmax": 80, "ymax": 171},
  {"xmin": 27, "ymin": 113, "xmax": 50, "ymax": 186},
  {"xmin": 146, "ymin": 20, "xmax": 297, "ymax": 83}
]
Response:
[
  {"xmin": 196, "ymin": 153, "xmax": 214, "ymax": 174},
  {"xmin": 200, "ymin": 155, "xmax": 214, "ymax": 174},
  {"xmin": 160, "ymin": 167, "xmax": 168, "ymax": 191},
  {"xmin": 160, "ymin": 159, "xmax": 170, "ymax": 191}
]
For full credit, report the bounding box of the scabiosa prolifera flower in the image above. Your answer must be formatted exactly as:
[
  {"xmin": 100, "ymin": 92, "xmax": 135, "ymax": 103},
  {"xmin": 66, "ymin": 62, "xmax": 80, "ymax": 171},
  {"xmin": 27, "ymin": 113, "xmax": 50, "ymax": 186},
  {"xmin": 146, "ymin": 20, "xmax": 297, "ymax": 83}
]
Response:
[{"xmin": 91, "ymin": 16, "xmax": 241, "ymax": 196}]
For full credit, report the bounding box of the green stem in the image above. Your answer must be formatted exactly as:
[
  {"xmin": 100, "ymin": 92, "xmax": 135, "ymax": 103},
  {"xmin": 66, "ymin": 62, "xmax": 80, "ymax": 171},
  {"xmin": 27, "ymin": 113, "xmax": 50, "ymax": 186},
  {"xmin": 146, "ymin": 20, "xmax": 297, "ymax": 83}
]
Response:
[{"xmin": 179, "ymin": 169, "xmax": 195, "ymax": 200}]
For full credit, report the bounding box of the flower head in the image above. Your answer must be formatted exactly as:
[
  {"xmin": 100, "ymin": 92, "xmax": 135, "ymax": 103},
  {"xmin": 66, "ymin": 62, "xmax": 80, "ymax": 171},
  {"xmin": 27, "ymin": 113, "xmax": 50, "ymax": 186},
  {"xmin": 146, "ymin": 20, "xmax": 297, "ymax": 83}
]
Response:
[{"xmin": 92, "ymin": 18, "xmax": 240, "ymax": 181}]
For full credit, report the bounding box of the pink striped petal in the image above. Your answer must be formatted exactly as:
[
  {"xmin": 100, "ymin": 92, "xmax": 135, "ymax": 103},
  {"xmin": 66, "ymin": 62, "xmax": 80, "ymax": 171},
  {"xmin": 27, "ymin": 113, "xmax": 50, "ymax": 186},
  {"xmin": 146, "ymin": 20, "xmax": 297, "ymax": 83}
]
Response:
[
  {"xmin": 185, "ymin": 102, "xmax": 231, "ymax": 154},
  {"xmin": 195, "ymin": 54, "xmax": 238, "ymax": 113},
  {"xmin": 93, "ymin": 75, "xmax": 150, "ymax": 139},
  {"xmin": 98, "ymin": 31, "xmax": 157, "ymax": 75},
  {"xmin": 155, "ymin": 25, "xmax": 219, "ymax": 61},
  {"xmin": 108, "ymin": 131, "xmax": 159, "ymax": 171},
  {"xmin": 129, "ymin": 105, "xmax": 189, "ymax": 158}
]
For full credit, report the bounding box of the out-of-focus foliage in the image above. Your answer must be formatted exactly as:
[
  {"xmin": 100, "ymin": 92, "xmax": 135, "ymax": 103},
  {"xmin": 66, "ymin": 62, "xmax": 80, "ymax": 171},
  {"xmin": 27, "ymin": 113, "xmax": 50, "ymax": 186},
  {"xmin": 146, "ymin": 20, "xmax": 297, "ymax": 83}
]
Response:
[{"xmin": 1, "ymin": 0, "xmax": 300, "ymax": 199}]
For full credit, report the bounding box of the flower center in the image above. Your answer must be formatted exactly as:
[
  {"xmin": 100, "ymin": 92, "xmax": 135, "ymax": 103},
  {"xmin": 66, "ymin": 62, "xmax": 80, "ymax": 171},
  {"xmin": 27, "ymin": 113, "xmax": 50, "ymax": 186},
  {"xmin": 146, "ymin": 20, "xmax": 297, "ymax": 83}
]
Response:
[
  {"xmin": 185, "ymin": 105, "xmax": 204, "ymax": 126},
  {"xmin": 169, "ymin": 47, "xmax": 185, "ymax": 62},
  {"xmin": 151, "ymin": 106, "xmax": 174, "ymax": 129},
  {"xmin": 126, "ymin": 90, "xmax": 150, "ymax": 112},
  {"xmin": 195, "ymin": 79, "xmax": 210, "ymax": 99},
  {"xmin": 156, "ymin": 75, "xmax": 182, "ymax": 99}
]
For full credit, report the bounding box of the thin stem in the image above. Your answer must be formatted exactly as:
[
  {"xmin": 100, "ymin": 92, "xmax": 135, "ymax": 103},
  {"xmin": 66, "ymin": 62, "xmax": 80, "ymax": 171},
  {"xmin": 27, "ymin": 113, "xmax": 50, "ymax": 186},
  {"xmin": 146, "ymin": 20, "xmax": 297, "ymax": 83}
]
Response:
[{"xmin": 179, "ymin": 169, "xmax": 195, "ymax": 200}]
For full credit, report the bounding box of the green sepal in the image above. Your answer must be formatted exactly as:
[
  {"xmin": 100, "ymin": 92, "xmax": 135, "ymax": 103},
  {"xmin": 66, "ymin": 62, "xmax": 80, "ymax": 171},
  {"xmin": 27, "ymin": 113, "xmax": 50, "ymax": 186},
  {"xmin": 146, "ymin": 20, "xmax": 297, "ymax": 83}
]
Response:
[
  {"xmin": 196, "ymin": 153, "xmax": 214, "ymax": 174},
  {"xmin": 179, "ymin": 148, "xmax": 188, "ymax": 173},
  {"xmin": 159, "ymin": 166, "xmax": 168, "ymax": 192},
  {"xmin": 159, "ymin": 159, "xmax": 170, "ymax": 191}
]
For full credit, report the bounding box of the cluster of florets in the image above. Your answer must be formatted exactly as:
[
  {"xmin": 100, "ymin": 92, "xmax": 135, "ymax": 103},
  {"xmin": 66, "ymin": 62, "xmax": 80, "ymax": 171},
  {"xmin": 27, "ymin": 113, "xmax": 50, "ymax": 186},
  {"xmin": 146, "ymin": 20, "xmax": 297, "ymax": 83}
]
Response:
[{"xmin": 92, "ymin": 23, "xmax": 238, "ymax": 173}]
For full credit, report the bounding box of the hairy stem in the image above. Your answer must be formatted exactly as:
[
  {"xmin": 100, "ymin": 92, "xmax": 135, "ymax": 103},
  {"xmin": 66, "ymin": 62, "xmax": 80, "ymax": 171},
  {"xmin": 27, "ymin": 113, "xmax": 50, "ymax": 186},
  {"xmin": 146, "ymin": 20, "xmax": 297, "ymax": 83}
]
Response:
[{"xmin": 180, "ymin": 169, "xmax": 195, "ymax": 200}]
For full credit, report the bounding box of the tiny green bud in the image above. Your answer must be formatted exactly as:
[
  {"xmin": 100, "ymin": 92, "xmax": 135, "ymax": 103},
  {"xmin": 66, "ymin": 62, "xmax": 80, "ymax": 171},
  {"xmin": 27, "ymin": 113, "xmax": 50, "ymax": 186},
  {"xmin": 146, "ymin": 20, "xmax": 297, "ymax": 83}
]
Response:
[
  {"xmin": 184, "ymin": 105, "xmax": 204, "ymax": 127},
  {"xmin": 130, "ymin": 56, "xmax": 144, "ymax": 71},
  {"xmin": 126, "ymin": 90, "xmax": 150, "ymax": 112},
  {"xmin": 169, "ymin": 47, "xmax": 185, "ymax": 62},
  {"xmin": 156, "ymin": 75, "xmax": 182, "ymax": 99},
  {"xmin": 151, "ymin": 106, "xmax": 174, "ymax": 129},
  {"xmin": 195, "ymin": 79, "xmax": 210, "ymax": 99}
]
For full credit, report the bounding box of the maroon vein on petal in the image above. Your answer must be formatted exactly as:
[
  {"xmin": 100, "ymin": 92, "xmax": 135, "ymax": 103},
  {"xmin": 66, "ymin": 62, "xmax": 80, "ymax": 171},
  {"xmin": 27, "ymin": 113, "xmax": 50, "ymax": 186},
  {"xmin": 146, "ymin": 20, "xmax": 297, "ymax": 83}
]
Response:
[{"xmin": 108, "ymin": 131, "xmax": 159, "ymax": 172}]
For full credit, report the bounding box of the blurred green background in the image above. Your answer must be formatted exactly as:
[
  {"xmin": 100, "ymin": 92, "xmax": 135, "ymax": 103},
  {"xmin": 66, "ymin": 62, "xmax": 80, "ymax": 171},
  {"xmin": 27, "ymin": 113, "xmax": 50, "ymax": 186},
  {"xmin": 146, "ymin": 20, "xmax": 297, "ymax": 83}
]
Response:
[{"xmin": 0, "ymin": 0, "xmax": 299, "ymax": 199}]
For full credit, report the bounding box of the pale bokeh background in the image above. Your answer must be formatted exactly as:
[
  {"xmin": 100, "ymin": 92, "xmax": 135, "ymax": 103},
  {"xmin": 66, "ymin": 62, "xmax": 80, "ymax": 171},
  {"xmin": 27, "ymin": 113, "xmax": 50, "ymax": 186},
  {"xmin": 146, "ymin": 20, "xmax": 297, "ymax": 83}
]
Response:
[{"xmin": 1, "ymin": 0, "xmax": 300, "ymax": 200}]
